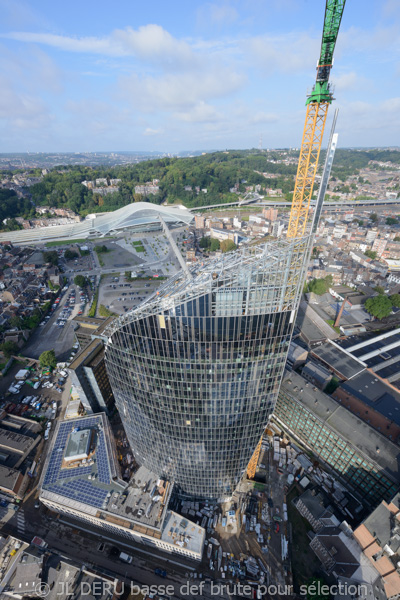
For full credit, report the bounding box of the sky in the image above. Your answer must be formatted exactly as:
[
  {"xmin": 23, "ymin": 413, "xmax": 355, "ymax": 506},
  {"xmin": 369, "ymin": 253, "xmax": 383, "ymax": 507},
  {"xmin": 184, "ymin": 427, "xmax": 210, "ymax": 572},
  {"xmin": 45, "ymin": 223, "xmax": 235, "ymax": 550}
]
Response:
[{"xmin": 0, "ymin": 0, "xmax": 399, "ymax": 153}]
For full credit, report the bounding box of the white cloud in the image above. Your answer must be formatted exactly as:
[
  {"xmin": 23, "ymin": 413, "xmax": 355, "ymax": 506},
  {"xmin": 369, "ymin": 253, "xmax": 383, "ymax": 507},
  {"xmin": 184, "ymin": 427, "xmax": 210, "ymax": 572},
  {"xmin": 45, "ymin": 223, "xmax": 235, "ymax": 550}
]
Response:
[
  {"xmin": 337, "ymin": 24, "xmax": 399, "ymax": 58},
  {"xmin": 113, "ymin": 25, "xmax": 195, "ymax": 67},
  {"xmin": 245, "ymin": 32, "xmax": 319, "ymax": 74},
  {"xmin": 119, "ymin": 69, "xmax": 245, "ymax": 113},
  {"xmin": 2, "ymin": 25, "xmax": 197, "ymax": 68},
  {"xmin": 383, "ymin": 0, "xmax": 400, "ymax": 19},
  {"xmin": 250, "ymin": 111, "xmax": 279, "ymax": 124},
  {"xmin": 174, "ymin": 101, "xmax": 221, "ymax": 123},
  {"xmin": 197, "ymin": 3, "xmax": 239, "ymax": 27},
  {"xmin": 0, "ymin": 42, "xmax": 63, "ymax": 94},
  {"xmin": 143, "ymin": 128, "xmax": 162, "ymax": 136},
  {"xmin": 0, "ymin": 75, "xmax": 50, "ymax": 128},
  {"xmin": 333, "ymin": 71, "xmax": 358, "ymax": 91},
  {"xmin": 29, "ymin": 46, "xmax": 63, "ymax": 93},
  {"xmin": 336, "ymin": 96, "xmax": 400, "ymax": 145}
]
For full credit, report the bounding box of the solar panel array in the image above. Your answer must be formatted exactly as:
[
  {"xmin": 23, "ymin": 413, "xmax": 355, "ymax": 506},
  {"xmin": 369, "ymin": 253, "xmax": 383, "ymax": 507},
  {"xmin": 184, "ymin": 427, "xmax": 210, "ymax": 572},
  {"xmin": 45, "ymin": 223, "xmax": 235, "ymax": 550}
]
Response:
[
  {"xmin": 46, "ymin": 481, "xmax": 109, "ymax": 508},
  {"xmin": 43, "ymin": 416, "xmax": 113, "ymax": 507},
  {"xmin": 43, "ymin": 421, "xmax": 71, "ymax": 486},
  {"xmin": 57, "ymin": 466, "xmax": 92, "ymax": 480},
  {"xmin": 96, "ymin": 430, "xmax": 111, "ymax": 484}
]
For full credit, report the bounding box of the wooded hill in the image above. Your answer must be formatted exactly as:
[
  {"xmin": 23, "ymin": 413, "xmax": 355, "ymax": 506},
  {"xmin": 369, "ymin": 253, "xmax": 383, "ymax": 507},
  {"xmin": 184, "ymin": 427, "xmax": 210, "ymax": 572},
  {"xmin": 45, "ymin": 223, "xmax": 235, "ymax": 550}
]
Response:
[{"xmin": 1, "ymin": 148, "xmax": 399, "ymax": 222}]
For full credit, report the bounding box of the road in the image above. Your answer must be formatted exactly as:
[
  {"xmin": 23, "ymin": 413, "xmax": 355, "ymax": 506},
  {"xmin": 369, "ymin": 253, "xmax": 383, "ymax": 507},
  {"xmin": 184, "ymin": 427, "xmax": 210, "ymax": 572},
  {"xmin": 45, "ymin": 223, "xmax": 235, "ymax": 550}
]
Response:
[
  {"xmin": 191, "ymin": 196, "xmax": 400, "ymax": 212},
  {"xmin": 23, "ymin": 284, "xmax": 81, "ymax": 360},
  {"xmin": 0, "ymin": 502, "xmax": 235, "ymax": 600}
]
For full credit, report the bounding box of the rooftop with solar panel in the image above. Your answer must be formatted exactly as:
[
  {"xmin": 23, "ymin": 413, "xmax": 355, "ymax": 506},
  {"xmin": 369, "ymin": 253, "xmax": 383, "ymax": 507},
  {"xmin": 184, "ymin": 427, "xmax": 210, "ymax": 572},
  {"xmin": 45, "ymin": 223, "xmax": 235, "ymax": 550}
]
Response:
[
  {"xmin": 40, "ymin": 414, "xmax": 127, "ymax": 511},
  {"xmin": 39, "ymin": 414, "xmax": 205, "ymax": 558}
]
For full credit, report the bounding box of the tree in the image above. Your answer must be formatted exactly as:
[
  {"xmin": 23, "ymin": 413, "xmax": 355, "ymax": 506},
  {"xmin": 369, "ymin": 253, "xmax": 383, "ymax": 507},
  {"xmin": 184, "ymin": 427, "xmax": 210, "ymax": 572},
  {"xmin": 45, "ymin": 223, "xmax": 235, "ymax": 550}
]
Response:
[
  {"xmin": 386, "ymin": 217, "xmax": 398, "ymax": 225},
  {"xmin": 364, "ymin": 249, "xmax": 377, "ymax": 260},
  {"xmin": 370, "ymin": 213, "xmax": 378, "ymax": 223},
  {"xmin": 64, "ymin": 249, "xmax": 78, "ymax": 260},
  {"xmin": 0, "ymin": 340, "xmax": 19, "ymax": 358},
  {"xmin": 365, "ymin": 295, "xmax": 392, "ymax": 319},
  {"xmin": 374, "ymin": 286, "xmax": 385, "ymax": 295},
  {"xmin": 305, "ymin": 577, "xmax": 330, "ymax": 600},
  {"xmin": 199, "ymin": 237, "xmax": 210, "ymax": 249},
  {"xmin": 308, "ymin": 278, "xmax": 329, "ymax": 295},
  {"xmin": 394, "ymin": 236, "xmax": 400, "ymax": 242},
  {"xmin": 39, "ymin": 349, "xmax": 57, "ymax": 369},
  {"xmin": 1, "ymin": 218, "xmax": 23, "ymax": 232},
  {"xmin": 220, "ymin": 239, "xmax": 237, "ymax": 253},
  {"xmin": 94, "ymin": 245, "xmax": 108, "ymax": 254},
  {"xmin": 210, "ymin": 239, "xmax": 220, "ymax": 252},
  {"xmin": 74, "ymin": 275, "xmax": 87, "ymax": 288},
  {"xmin": 390, "ymin": 294, "xmax": 400, "ymax": 308},
  {"xmin": 43, "ymin": 250, "xmax": 58, "ymax": 266}
]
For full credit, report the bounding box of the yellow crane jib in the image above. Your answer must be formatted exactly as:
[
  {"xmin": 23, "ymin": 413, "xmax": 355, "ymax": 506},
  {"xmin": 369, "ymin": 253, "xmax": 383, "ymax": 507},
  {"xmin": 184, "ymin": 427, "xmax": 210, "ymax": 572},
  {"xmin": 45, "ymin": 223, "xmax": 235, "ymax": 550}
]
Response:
[
  {"xmin": 246, "ymin": 0, "xmax": 346, "ymax": 482},
  {"xmin": 287, "ymin": 0, "xmax": 346, "ymax": 240}
]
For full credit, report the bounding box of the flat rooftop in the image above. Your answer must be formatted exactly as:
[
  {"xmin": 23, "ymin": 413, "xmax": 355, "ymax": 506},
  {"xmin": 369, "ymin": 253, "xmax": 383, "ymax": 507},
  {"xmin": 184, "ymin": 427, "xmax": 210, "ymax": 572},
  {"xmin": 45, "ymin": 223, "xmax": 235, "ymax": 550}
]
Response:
[
  {"xmin": 280, "ymin": 372, "xmax": 400, "ymax": 484},
  {"xmin": 40, "ymin": 416, "xmax": 204, "ymax": 556},
  {"xmin": 335, "ymin": 329, "xmax": 400, "ymax": 389},
  {"xmin": 311, "ymin": 341, "xmax": 366, "ymax": 380},
  {"xmin": 68, "ymin": 338, "xmax": 103, "ymax": 371},
  {"xmin": 0, "ymin": 424, "xmax": 40, "ymax": 468},
  {"xmin": 0, "ymin": 464, "xmax": 20, "ymax": 492},
  {"xmin": 104, "ymin": 465, "xmax": 168, "ymax": 529},
  {"xmin": 0, "ymin": 428, "xmax": 36, "ymax": 455},
  {"xmin": 40, "ymin": 415, "xmax": 205, "ymax": 554},
  {"xmin": 296, "ymin": 308, "xmax": 327, "ymax": 343},
  {"xmin": 338, "ymin": 371, "xmax": 400, "ymax": 427},
  {"xmin": 41, "ymin": 414, "xmax": 124, "ymax": 510},
  {"xmin": 161, "ymin": 510, "xmax": 205, "ymax": 555}
]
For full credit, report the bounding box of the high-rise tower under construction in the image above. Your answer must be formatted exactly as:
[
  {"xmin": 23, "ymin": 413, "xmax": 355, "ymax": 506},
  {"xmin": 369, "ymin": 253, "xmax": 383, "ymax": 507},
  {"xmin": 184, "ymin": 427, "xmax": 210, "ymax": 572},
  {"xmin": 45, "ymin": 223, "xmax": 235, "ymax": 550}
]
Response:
[
  {"xmin": 105, "ymin": 0, "xmax": 346, "ymax": 500},
  {"xmin": 105, "ymin": 239, "xmax": 307, "ymax": 499}
]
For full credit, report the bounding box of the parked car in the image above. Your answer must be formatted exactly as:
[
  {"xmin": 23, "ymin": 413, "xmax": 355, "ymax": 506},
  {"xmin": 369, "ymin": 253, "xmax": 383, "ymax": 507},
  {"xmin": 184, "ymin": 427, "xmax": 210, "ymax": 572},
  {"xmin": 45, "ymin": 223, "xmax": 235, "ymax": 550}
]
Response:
[{"xmin": 155, "ymin": 568, "xmax": 167, "ymax": 578}]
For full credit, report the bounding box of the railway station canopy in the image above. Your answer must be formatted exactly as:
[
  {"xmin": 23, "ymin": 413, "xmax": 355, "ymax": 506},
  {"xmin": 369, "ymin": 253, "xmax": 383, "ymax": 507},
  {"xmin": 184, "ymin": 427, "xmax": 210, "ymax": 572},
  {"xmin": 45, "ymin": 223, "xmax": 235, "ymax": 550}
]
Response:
[{"xmin": 0, "ymin": 202, "xmax": 194, "ymax": 244}]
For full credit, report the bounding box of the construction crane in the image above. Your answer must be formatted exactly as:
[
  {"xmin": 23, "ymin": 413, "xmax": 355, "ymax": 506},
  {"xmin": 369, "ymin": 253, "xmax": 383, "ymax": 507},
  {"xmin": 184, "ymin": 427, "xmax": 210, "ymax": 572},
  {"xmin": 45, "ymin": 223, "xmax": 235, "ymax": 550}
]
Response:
[
  {"xmin": 287, "ymin": 0, "xmax": 346, "ymax": 239},
  {"xmin": 246, "ymin": 0, "xmax": 346, "ymax": 482}
]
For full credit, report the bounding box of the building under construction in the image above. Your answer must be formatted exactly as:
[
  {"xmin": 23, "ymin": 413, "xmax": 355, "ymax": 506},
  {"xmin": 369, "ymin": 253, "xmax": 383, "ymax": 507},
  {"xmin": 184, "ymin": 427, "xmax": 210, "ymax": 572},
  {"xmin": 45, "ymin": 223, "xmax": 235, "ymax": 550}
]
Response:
[
  {"xmin": 105, "ymin": 239, "xmax": 308, "ymax": 500},
  {"xmin": 104, "ymin": 0, "xmax": 346, "ymax": 500}
]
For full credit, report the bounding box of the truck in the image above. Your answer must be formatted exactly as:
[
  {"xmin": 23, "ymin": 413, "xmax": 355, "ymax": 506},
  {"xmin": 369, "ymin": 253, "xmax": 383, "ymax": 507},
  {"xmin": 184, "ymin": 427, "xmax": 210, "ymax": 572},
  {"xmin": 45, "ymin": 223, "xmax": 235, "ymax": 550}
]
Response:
[
  {"xmin": 15, "ymin": 369, "xmax": 29, "ymax": 381},
  {"xmin": 119, "ymin": 552, "xmax": 133, "ymax": 564}
]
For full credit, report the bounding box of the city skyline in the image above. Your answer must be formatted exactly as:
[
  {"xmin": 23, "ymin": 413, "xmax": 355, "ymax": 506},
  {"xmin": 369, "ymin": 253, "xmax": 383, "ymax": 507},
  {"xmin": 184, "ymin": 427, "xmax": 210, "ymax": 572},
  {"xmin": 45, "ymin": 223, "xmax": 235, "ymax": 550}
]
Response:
[{"xmin": 0, "ymin": 0, "xmax": 399, "ymax": 153}]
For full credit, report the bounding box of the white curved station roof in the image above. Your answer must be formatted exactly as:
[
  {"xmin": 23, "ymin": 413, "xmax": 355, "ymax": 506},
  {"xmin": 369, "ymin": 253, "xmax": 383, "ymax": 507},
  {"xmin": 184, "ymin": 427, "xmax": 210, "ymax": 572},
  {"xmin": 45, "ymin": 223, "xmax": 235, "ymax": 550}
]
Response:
[{"xmin": 0, "ymin": 202, "xmax": 193, "ymax": 244}]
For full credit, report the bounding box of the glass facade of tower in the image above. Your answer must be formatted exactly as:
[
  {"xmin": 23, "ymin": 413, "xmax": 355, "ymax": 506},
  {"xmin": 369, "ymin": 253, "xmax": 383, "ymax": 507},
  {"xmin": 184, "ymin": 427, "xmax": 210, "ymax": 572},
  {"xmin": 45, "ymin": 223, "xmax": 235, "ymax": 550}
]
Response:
[{"xmin": 105, "ymin": 239, "xmax": 307, "ymax": 500}]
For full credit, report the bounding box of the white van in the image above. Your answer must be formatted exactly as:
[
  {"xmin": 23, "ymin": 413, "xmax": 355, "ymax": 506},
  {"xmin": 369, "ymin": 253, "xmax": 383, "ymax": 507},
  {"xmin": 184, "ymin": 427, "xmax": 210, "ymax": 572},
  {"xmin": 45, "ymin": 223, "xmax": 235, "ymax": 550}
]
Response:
[{"xmin": 119, "ymin": 552, "xmax": 133, "ymax": 564}]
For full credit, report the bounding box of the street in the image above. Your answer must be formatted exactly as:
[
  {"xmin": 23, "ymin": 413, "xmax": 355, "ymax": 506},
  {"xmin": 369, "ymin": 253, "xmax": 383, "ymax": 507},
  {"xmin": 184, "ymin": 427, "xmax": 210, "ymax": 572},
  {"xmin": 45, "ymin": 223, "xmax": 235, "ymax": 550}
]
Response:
[
  {"xmin": 23, "ymin": 283, "xmax": 83, "ymax": 360},
  {"xmin": 0, "ymin": 502, "xmax": 237, "ymax": 600}
]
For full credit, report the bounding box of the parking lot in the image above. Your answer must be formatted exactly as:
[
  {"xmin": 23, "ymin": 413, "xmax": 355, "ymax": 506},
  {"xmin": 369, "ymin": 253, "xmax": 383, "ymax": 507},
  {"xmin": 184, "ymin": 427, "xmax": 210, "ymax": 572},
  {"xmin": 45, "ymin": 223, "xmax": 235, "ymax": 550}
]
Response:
[
  {"xmin": 98, "ymin": 273, "xmax": 163, "ymax": 315},
  {"xmin": 93, "ymin": 240, "xmax": 144, "ymax": 269},
  {"xmin": 56, "ymin": 244, "xmax": 96, "ymax": 275},
  {"xmin": 0, "ymin": 360, "xmax": 70, "ymax": 424},
  {"xmin": 23, "ymin": 279, "xmax": 95, "ymax": 361}
]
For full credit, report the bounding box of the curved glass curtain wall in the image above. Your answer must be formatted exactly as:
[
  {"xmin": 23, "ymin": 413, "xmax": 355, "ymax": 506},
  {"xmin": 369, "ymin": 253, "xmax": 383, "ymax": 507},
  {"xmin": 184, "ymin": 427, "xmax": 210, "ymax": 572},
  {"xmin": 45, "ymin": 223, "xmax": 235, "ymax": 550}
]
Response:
[{"xmin": 105, "ymin": 240, "xmax": 306, "ymax": 500}]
